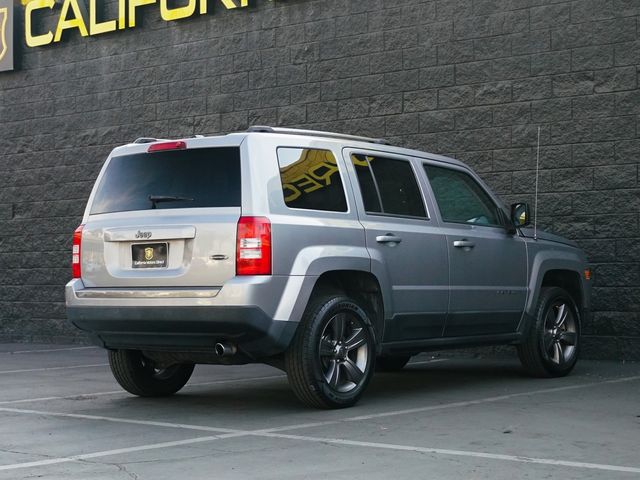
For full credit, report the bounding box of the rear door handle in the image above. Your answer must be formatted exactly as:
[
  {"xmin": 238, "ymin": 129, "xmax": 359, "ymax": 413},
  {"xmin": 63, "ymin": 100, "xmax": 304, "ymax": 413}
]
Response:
[
  {"xmin": 376, "ymin": 234, "xmax": 402, "ymax": 245},
  {"xmin": 453, "ymin": 240, "xmax": 475, "ymax": 249}
]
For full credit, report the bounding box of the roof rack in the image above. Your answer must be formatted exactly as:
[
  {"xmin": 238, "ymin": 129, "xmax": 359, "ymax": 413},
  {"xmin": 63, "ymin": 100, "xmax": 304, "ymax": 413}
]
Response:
[{"xmin": 246, "ymin": 126, "xmax": 391, "ymax": 146}]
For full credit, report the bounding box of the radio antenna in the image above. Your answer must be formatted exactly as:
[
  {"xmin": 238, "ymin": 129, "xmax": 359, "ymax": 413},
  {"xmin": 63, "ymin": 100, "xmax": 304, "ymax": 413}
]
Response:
[{"xmin": 534, "ymin": 126, "xmax": 541, "ymax": 241}]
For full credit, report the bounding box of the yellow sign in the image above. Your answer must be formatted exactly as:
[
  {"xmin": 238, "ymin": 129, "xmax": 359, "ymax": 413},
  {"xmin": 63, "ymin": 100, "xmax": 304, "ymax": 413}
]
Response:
[
  {"xmin": 0, "ymin": 7, "xmax": 7, "ymax": 62},
  {"xmin": 25, "ymin": 0, "xmax": 250, "ymax": 48}
]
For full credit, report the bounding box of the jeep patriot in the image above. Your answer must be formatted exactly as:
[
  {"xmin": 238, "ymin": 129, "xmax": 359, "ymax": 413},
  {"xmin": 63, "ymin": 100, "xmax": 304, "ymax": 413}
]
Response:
[{"xmin": 66, "ymin": 127, "xmax": 591, "ymax": 408}]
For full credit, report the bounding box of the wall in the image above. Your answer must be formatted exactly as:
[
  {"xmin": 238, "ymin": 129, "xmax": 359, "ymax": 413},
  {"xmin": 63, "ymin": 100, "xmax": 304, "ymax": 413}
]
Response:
[{"xmin": 0, "ymin": 0, "xmax": 638, "ymax": 358}]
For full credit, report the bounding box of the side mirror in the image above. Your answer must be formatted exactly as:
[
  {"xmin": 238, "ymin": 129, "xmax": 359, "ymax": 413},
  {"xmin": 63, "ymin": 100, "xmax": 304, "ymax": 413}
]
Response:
[{"xmin": 511, "ymin": 203, "xmax": 531, "ymax": 228}]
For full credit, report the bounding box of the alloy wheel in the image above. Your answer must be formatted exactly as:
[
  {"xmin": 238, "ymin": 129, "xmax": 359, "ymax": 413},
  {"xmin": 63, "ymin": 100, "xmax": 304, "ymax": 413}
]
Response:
[
  {"xmin": 319, "ymin": 312, "xmax": 369, "ymax": 393},
  {"xmin": 542, "ymin": 301, "xmax": 578, "ymax": 365}
]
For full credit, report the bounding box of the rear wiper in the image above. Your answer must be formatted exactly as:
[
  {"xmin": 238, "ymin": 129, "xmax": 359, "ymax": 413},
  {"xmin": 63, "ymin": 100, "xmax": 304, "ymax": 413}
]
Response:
[{"xmin": 148, "ymin": 195, "xmax": 194, "ymax": 209}]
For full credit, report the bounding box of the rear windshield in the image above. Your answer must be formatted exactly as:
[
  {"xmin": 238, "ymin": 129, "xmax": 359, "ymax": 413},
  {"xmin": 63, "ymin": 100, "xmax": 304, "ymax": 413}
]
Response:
[{"xmin": 90, "ymin": 147, "xmax": 241, "ymax": 215}]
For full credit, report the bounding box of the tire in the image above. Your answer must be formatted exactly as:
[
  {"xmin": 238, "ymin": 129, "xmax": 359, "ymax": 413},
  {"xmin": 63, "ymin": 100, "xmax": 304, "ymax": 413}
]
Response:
[
  {"xmin": 108, "ymin": 350, "xmax": 194, "ymax": 397},
  {"xmin": 376, "ymin": 355, "xmax": 410, "ymax": 372},
  {"xmin": 517, "ymin": 287, "xmax": 581, "ymax": 378},
  {"xmin": 285, "ymin": 295, "xmax": 376, "ymax": 409}
]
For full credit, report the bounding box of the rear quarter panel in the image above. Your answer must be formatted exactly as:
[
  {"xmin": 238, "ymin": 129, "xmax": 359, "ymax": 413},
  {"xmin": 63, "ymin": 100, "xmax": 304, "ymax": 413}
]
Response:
[{"xmin": 242, "ymin": 135, "xmax": 373, "ymax": 323}]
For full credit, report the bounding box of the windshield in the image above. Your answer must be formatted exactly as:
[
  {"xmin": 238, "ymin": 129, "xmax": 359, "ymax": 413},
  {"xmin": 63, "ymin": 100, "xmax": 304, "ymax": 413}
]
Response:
[{"xmin": 90, "ymin": 147, "xmax": 241, "ymax": 215}]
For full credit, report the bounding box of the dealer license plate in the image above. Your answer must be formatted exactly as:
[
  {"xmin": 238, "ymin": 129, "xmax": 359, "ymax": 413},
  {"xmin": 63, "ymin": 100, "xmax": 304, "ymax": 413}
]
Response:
[{"xmin": 132, "ymin": 243, "xmax": 168, "ymax": 269}]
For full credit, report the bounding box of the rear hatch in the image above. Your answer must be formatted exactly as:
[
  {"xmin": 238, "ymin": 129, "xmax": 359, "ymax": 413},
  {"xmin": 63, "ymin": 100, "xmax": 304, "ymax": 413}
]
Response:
[{"xmin": 81, "ymin": 146, "xmax": 241, "ymax": 288}]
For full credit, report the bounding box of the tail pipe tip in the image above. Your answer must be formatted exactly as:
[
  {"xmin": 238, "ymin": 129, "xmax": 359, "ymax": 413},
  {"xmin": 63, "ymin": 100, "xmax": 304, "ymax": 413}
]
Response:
[{"xmin": 215, "ymin": 342, "xmax": 237, "ymax": 357}]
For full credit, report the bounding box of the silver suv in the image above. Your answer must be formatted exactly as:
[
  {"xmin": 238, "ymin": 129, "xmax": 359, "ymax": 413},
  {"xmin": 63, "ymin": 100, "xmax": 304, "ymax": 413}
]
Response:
[{"xmin": 66, "ymin": 127, "xmax": 591, "ymax": 409}]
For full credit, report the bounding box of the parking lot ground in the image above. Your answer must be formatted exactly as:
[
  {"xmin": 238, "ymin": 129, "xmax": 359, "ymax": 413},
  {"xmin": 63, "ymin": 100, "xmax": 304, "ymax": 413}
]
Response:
[{"xmin": 0, "ymin": 344, "xmax": 638, "ymax": 479}]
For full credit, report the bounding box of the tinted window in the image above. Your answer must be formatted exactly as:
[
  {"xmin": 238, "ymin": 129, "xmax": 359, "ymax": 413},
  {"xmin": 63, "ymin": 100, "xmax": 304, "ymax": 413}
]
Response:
[
  {"xmin": 424, "ymin": 165, "xmax": 501, "ymax": 226},
  {"xmin": 90, "ymin": 147, "xmax": 241, "ymax": 215},
  {"xmin": 351, "ymin": 154, "xmax": 426, "ymax": 218},
  {"xmin": 278, "ymin": 148, "xmax": 348, "ymax": 212}
]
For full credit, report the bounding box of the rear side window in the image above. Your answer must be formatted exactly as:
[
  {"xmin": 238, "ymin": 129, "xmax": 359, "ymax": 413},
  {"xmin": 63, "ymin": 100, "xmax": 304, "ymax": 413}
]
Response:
[
  {"xmin": 351, "ymin": 154, "xmax": 427, "ymax": 218},
  {"xmin": 424, "ymin": 165, "xmax": 501, "ymax": 226},
  {"xmin": 277, "ymin": 148, "xmax": 348, "ymax": 212},
  {"xmin": 90, "ymin": 147, "xmax": 241, "ymax": 215}
]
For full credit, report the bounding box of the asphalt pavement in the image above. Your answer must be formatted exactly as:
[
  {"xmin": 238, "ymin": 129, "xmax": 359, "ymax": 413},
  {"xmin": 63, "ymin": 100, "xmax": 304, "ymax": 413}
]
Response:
[{"xmin": 0, "ymin": 344, "xmax": 638, "ymax": 479}]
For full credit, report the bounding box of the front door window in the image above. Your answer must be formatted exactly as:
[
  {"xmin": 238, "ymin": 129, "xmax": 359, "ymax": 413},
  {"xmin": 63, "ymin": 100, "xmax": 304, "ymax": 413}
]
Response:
[{"xmin": 424, "ymin": 165, "xmax": 502, "ymax": 227}]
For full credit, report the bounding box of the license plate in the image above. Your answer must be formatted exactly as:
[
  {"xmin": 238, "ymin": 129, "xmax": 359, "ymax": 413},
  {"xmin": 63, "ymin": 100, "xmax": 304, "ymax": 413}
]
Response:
[{"xmin": 132, "ymin": 243, "xmax": 168, "ymax": 269}]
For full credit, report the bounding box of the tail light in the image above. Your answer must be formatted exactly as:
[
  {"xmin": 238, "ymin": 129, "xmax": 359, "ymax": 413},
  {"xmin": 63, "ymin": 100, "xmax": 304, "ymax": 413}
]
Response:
[
  {"xmin": 72, "ymin": 224, "xmax": 84, "ymax": 279},
  {"xmin": 236, "ymin": 217, "xmax": 271, "ymax": 276}
]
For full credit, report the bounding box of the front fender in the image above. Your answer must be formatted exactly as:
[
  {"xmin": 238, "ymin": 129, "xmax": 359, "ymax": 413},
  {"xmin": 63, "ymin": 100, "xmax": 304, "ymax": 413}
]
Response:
[{"xmin": 526, "ymin": 248, "xmax": 589, "ymax": 317}]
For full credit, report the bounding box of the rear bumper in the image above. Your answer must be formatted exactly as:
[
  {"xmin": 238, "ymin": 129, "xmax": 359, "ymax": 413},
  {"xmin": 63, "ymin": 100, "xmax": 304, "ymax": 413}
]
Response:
[
  {"xmin": 67, "ymin": 305, "xmax": 297, "ymax": 358},
  {"xmin": 65, "ymin": 277, "xmax": 307, "ymax": 358}
]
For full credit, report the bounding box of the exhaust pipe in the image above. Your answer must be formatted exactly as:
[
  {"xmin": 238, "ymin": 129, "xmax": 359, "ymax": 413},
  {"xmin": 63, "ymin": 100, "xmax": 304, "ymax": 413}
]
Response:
[{"xmin": 215, "ymin": 342, "xmax": 237, "ymax": 357}]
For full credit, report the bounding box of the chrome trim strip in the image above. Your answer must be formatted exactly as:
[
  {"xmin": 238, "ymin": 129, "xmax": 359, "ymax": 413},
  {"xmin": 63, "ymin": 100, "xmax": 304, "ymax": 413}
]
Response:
[
  {"xmin": 76, "ymin": 288, "xmax": 220, "ymax": 299},
  {"xmin": 103, "ymin": 226, "xmax": 196, "ymax": 242}
]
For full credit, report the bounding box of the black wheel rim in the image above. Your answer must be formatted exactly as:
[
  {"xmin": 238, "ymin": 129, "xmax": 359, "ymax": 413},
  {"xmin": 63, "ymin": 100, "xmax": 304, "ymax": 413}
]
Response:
[
  {"xmin": 319, "ymin": 312, "xmax": 369, "ymax": 393},
  {"xmin": 542, "ymin": 301, "xmax": 578, "ymax": 366}
]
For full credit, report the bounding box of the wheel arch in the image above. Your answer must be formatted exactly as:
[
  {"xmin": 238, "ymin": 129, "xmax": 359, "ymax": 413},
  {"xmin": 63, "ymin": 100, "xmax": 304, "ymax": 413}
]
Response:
[
  {"xmin": 541, "ymin": 270, "xmax": 583, "ymax": 314},
  {"xmin": 308, "ymin": 270, "xmax": 386, "ymax": 346},
  {"xmin": 527, "ymin": 250, "xmax": 587, "ymax": 319}
]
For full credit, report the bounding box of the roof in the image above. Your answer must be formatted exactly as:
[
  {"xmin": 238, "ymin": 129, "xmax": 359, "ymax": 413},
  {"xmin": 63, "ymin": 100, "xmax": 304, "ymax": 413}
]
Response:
[{"xmin": 117, "ymin": 126, "xmax": 468, "ymax": 169}]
